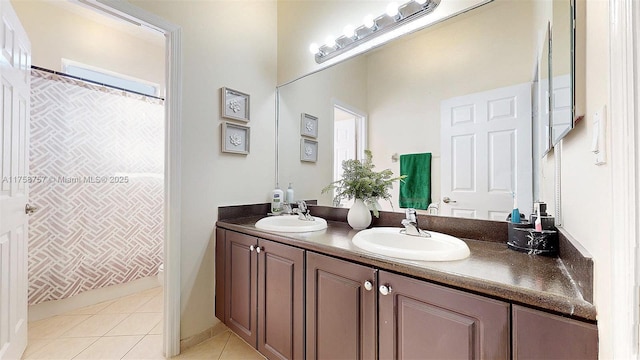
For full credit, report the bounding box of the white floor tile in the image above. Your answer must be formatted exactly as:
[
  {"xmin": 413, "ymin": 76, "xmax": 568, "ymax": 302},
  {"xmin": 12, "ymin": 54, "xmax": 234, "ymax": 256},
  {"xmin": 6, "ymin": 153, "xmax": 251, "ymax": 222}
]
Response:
[
  {"xmin": 23, "ymin": 337, "xmax": 99, "ymax": 360},
  {"xmin": 106, "ymin": 312, "xmax": 162, "ymax": 336},
  {"xmin": 60, "ymin": 313, "xmax": 128, "ymax": 337},
  {"xmin": 73, "ymin": 335, "xmax": 143, "ymax": 359},
  {"xmin": 122, "ymin": 334, "xmax": 164, "ymax": 359}
]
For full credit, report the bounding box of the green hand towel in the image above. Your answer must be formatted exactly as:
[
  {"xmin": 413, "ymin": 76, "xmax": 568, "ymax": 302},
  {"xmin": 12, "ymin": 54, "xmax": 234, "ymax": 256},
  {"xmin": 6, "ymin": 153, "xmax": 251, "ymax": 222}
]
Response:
[{"xmin": 399, "ymin": 153, "xmax": 432, "ymax": 210}]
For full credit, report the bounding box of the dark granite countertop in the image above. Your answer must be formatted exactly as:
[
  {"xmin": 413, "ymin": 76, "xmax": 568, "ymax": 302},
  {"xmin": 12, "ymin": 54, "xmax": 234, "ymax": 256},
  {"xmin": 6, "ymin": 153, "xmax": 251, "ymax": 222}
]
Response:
[{"xmin": 216, "ymin": 215, "xmax": 596, "ymax": 322}]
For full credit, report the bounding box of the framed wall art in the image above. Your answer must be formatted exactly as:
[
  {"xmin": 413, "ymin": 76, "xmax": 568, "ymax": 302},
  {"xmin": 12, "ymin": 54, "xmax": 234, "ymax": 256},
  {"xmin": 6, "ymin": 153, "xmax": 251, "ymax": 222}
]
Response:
[
  {"xmin": 300, "ymin": 113, "xmax": 318, "ymax": 138},
  {"xmin": 221, "ymin": 87, "xmax": 250, "ymax": 122},
  {"xmin": 221, "ymin": 122, "xmax": 250, "ymax": 155},
  {"xmin": 300, "ymin": 138, "xmax": 318, "ymax": 163}
]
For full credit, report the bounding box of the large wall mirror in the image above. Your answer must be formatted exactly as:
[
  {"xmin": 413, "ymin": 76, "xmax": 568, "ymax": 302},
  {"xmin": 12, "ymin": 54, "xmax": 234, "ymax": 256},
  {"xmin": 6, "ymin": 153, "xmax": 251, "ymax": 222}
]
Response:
[
  {"xmin": 550, "ymin": 0, "xmax": 576, "ymax": 145},
  {"xmin": 277, "ymin": 0, "xmax": 574, "ymax": 221}
]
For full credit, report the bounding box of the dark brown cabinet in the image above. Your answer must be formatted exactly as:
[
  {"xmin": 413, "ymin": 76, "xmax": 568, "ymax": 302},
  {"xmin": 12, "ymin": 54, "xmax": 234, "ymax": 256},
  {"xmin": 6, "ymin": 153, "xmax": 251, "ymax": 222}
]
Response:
[
  {"xmin": 219, "ymin": 230, "xmax": 304, "ymax": 360},
  {"xmin": 216, "ymin": 227, "xmax": 598, "ymax": 359},
  {"xmin": 378, "ymin": 271, "xmax": 510, "ymax": 360},
  {"xmin": 512, "ymin": 305, "xmax": 598, "ymax": 359},
  {"xmin": 306, "ymin": 252, "xmax": 377, "ymax": 360}
]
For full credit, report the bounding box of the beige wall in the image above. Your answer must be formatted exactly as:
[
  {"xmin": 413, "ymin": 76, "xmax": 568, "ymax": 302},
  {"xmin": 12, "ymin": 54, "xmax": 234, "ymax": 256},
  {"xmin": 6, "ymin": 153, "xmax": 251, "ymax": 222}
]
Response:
[
  {"xmin": 558, "ymin": 0, "xmax": 612, "ymax": 357},
  {"xmin": 11, "ymin": 0, "xmax": 165, "ymax": 93},
  {"xmin": 129, "ymin": 0, "xmax": 278, "ymax": 339}
]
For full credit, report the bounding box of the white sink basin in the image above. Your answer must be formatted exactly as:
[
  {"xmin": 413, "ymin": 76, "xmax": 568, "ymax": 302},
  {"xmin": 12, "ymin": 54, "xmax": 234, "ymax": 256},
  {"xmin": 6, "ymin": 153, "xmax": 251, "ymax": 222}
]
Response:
[
  {"xmin": 255, "ymin": 215, "xmax": 328, "ymax": 232},
  {"xmin": 352, "ymin": 227, "xmax": 470, "ymax": 261}
]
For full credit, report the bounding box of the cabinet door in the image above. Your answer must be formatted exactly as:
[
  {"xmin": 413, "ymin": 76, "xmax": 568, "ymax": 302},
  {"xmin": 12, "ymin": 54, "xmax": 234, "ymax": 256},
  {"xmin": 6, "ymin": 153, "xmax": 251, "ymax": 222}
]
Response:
[
  {"xmin": 257, "ymin": 239, "xmax": 305, "ymax": 360},
  {"xmin": 378, "ymin": 271, "xmax": 510, "ymax": 360},
  {"xmin": 306, "ymin": 252, "xmax": 377, "ymax": 360},
  {"xmin": 512, "ymin": 305, "xmax": 598, "ymax": 359},
  {"xmin": 215, "ymin": 228, "xmax": 226, "ymax": 321},
  {"xmin": 225, "ymin": 231, "xmax": 258, "ymax": 347}
]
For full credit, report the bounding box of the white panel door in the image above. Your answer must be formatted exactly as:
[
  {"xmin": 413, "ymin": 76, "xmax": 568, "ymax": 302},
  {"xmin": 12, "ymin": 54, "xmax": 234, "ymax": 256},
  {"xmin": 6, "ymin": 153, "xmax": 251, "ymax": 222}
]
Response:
[
  {"xmin": 0, "ymin": 2, "xmax": 30, "ymax": 359},
  {"xmin": 334, "ymin": 118, "xmax": 356, "ymax": 183},
  {"xmin": 441, "ymin": 83, "xmax": 532, "ymax": 220}
]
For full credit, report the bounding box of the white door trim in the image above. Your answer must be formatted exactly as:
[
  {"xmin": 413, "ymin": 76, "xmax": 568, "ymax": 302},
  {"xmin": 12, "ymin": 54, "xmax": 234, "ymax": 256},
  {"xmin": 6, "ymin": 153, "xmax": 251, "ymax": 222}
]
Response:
[
  {"xmin": 94, "ymin": 1, "xmax": 182, "ymax": 357},
  {"xmin": 609, "ymin": 0, "xmax": 639, "ymax": 357}
]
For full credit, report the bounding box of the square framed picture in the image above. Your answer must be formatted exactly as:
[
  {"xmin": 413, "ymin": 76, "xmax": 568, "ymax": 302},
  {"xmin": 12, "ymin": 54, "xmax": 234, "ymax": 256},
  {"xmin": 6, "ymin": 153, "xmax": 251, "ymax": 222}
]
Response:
[
  {"xmin": 221, "ymin": 122, "xmax": 250, "ymax": 155},
  {"xmin": 300, "ymin": 138, "xmax": 318, "ymax": 163},
  {"xmin": 221, "ymin": 87, "xmax": 250, "ymax": 122},
  {"xmin": 300, "ymin": 113, "xmax": 318, "ymax": 138}
]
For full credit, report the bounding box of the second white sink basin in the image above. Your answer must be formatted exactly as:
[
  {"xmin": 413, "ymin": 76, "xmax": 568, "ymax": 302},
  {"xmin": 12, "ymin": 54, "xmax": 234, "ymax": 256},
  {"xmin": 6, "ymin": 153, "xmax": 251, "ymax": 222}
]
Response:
[
  {"xmin": 255, "ymin": 215, "xmax": 328, "ymax": 232},
  {"xmin": 352, "ymin": 227, "xmax": 470, "ymax": 261}
]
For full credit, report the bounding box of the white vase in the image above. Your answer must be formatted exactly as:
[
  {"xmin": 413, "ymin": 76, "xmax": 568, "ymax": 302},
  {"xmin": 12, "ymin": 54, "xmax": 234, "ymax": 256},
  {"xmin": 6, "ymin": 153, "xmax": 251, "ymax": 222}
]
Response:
[{"xmin": 348, "ymin": 199, "xmax": 372, "ymax": 230}]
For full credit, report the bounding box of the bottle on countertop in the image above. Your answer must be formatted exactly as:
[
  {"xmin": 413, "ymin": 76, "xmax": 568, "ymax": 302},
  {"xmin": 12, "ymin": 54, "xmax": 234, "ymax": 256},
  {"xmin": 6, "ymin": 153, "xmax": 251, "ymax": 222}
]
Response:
[
  {"xmin": 271, "ymin": 184, "xmax": 284, "ymax": 214},
  {"xmin": 286, "ymin": 183, "xmax": 295, "ymax": 204}
]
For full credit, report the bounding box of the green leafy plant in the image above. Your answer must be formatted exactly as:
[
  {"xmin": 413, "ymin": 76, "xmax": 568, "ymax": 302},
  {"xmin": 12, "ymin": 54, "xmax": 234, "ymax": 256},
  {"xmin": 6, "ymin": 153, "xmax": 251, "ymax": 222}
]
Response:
[{"xmin": 322, "ymin": 150, "xmax": 404, "ymax": 217}]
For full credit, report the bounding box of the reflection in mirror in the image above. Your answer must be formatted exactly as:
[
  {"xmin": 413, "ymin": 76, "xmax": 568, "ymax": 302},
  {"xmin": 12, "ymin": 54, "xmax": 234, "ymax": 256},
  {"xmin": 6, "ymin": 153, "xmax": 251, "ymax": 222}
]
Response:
[
  {"xmin": 278, "ymin": 0, "xmax": 566, "ymax": 221},
  {"xmin": 538, "ymin": 22, "xmax": 552, "ymax": 158},
  {"xmin": 550, "ymin": 0, "xmax": 575, "ymax": 144},
  {"xmin": 533, "ymin": 22, "xmax": 553, "ymax": 212}
]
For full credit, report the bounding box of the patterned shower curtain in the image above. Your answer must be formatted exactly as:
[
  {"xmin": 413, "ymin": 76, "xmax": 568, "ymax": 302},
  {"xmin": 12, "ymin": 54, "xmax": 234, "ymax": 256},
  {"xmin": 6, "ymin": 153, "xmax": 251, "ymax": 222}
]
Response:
[{"xmin": 28, "ymin": 69, "xmax": 164, "ymax": 305}]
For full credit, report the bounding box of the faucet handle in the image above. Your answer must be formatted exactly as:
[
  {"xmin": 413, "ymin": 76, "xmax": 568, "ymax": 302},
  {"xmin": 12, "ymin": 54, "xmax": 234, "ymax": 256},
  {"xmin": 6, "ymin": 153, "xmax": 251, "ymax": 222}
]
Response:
[
  {"xmin": 405, "ymin": 208, "xmax": 417, "ymax": 222},
  {"xmin": 297, "ymin": 200, "xmax": 308, "ymax": 212}
]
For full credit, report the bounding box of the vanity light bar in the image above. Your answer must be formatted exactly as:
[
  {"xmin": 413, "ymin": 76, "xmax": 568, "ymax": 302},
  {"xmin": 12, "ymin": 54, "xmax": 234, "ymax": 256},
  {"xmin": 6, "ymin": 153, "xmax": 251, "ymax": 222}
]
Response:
[{"xmin": 311, "ymin": 0, "xmax": 440, "ymax": 64}]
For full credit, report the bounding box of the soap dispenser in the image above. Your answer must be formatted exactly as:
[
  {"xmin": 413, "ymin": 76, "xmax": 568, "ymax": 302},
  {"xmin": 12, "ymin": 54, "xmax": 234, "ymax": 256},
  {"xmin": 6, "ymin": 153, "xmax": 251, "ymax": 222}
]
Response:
[
  {"xmin": 286, "ymin": 183, "xmax": 295, "ymax": 204},
  {"xmin": 271, "ymin": 184, "xmax": 284, "ymax": 214}
]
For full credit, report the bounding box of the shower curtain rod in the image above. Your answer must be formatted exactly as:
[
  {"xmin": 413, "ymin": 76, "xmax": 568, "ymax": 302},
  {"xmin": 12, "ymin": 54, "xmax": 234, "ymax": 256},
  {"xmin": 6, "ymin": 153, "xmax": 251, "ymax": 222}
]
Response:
[{"xmin": 31, "ymin": 65, "xmax": 165, "ymax": 101}]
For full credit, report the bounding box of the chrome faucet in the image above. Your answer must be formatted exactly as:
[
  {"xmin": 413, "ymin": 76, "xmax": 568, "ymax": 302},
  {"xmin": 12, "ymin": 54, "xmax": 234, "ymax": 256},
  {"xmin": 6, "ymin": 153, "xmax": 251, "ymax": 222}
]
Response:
[
  {"xmin": 281, "ymin": 201, "xmax": 293, "ymax": 215},
  {"xmin": 293, "ymin": 201, "xmax": 315, "ymax": 221},
  {"xmin": 401, "ymin": 208, "xmax": 431, "ymax": 237}
]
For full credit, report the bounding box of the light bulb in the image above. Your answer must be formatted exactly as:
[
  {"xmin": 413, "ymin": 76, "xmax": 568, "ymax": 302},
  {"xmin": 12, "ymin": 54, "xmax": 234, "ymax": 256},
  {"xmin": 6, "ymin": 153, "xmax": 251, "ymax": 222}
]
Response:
[
  {"xmin": 343, "ymin": 24, "xmax": 356, "ymax": 38},
  {"xmin": 415, "ymin": 0, "xmax": 427, "ymax": 4},
  {"xmin": 363, "ymin": 14, "xmax": 375, "ymax": 29},
  {"xmin": 309, "ymin": 43, "xmax": 320, "ymax": 55},
  {"xmin": 386, "ymin": 2, "xmax": 399, "ymax": 17},
  {"xmin": 325, "ymin": 36, "xmax": 336, "ymax": 48}
]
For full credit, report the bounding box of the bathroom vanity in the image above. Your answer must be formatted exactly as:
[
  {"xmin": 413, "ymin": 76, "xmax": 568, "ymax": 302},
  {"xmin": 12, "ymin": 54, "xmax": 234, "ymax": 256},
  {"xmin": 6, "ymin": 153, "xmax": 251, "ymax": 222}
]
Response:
[{"xmin": 215, "ymin": 204, "xmax": 597, "ymax": 360}]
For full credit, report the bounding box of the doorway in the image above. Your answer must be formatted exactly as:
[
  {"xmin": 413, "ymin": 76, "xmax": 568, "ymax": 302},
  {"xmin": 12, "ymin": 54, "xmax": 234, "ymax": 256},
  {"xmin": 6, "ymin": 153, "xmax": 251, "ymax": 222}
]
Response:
[
  {"xmin": 10, "ymin": 0, "xmax": 182, "ymax": 357},
  {"xmin": 333, "ymin": 103, "xmax": 366, "ymax": 207}
]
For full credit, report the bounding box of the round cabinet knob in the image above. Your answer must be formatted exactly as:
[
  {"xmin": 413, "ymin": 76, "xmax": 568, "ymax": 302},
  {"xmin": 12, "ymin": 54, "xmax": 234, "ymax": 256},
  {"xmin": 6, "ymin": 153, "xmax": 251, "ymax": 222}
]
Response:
[
  {"xmin": 379, "ymin": 284, "xmax": 393, "ymax": 296},
  {"xmin": 249, "ymin": 245, "xmax": 255, "ymax": 252},
  {"xmin": 256, "ymin": 246, "xmax": 263, "ymax": 254},
  {"xmin": 364, "ymin": 280, "xmax": 373, "ymax": 291}
]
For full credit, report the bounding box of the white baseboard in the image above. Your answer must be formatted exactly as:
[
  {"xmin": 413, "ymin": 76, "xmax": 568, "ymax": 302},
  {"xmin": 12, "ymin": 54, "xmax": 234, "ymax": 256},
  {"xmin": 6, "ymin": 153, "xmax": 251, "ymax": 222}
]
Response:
[{"xmin": 28, "ymin": 276, "xmax": 161, "ymax": 322}]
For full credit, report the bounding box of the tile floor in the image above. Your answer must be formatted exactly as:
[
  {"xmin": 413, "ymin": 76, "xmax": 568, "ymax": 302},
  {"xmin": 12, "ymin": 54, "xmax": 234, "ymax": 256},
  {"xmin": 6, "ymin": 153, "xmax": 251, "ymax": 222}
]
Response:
[{"xmin": 22, "ymin": 287, "xmax": 264, "ymax": 360}]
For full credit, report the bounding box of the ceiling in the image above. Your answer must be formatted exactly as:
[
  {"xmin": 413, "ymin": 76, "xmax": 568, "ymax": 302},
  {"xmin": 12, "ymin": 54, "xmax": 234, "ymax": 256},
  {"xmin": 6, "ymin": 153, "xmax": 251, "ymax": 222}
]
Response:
[{"xmin": 48, "ymin": 0, "xmax": 164, "ymax": 46}]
